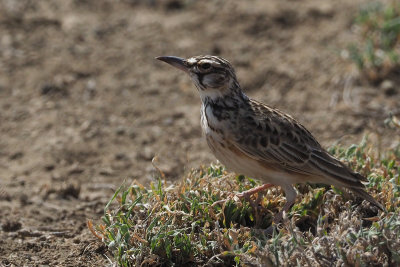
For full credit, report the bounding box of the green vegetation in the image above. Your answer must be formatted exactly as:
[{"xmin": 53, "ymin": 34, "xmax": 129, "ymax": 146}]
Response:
[
  {"xmin": 91, "ymin": 141, "xmax": 399, "ymax": 266},
  {"xmin": 347, "ymin": 1, "xmax": 400, "ymax": 82}
]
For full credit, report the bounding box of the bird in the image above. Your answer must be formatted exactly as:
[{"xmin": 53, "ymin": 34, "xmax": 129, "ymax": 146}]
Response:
[{"xmin": 156, "ymin": 55, "xmax": 384, "ymax": 224}]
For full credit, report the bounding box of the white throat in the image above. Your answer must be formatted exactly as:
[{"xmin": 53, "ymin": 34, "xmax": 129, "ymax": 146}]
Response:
[
  {"xmin": 192, "ymin": 78, "xmax": 235, "ymax": 103},
  {"xmin": 198, "ymin": 88, "xmax": 225, "ymax": 103}
]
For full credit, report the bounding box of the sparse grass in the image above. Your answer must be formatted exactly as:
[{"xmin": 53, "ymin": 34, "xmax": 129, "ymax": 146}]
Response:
[
  {"xmin": 91, "ymin": 141, "xmax": 400, "ymax": 266},
  {"xmin": 346, "ymin": 1, "xmax": 400, "ymax": 82}
]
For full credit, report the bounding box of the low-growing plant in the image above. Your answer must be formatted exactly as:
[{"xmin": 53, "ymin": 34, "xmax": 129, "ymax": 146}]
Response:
[
  {"xmin": 90, "ymin": 141, "xmax": 400, "ymax": 266},
  {"xmin": 346, "ymin": 1, "xmax": 400, "ymax": 82}
]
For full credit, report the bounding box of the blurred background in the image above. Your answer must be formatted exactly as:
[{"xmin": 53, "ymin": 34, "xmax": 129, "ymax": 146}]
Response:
[{"xmin": 0, "ymin": 0, "xmax": 399, "ymax": 265}]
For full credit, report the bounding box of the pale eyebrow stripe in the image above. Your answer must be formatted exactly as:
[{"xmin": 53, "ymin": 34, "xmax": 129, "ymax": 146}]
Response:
[
  {"xmin": 199, "ymin": 59, "xmax": 222, "ymax": 67},
  {"xmin": 187, "ymin": 58, "xmax": 197, "ymax": 64}
]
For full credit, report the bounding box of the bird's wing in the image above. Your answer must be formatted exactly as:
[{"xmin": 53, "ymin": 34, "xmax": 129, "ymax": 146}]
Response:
[{"xmin": 230, "ymin": 100, "xmax": 366, "ymax": 187}]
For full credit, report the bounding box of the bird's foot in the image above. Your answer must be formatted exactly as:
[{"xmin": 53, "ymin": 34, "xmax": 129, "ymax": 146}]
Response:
[{"xmin": 212, "ymin": 183, "xmax": 274, "ymax": 207}]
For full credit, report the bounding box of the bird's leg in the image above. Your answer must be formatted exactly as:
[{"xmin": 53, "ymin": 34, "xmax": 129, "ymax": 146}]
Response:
[
  {"xmin": 236, "ymin": 183, "xmax": 274, "ymax": 200},
  {"xmin": 212, "ymin": 183, "xmax": 273, "ymax": 207},
  {"xmin": 236, "ymin": 184, "xmax": 274, "ymax": 226},
  {"xmin": 272, "ymin": 185, "xmax": 297, "ymax": 224},
  {"xmin": 263, "ymin": 186, "xmax": 297, "ymax": 235}
]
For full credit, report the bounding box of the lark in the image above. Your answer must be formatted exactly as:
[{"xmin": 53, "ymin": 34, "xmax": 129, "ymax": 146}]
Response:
[{"xmin": 157, "ymin": 55, "xmax": 383, "ymax": 223}]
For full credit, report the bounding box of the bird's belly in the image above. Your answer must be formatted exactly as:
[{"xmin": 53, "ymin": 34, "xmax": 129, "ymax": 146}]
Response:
[{"xmin": 205, "ymin": 132, "xmax": 297, "ymax": 186}]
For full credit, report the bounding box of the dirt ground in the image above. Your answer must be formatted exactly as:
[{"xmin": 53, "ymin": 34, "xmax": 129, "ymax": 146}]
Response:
[{"xmin": 0, "ymin": 0, "xmax": 399, "ymax": 266}]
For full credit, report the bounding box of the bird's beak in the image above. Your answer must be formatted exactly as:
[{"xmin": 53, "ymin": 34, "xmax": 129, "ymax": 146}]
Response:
[{"xmin": 156, "ymin": 56, "xmax": 189, "ymax": 73}]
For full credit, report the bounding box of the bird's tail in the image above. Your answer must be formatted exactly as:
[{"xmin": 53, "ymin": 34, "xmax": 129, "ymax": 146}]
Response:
[{"xmin": 350, "ymin": 187, "xmax": 384, "ymax": 211}]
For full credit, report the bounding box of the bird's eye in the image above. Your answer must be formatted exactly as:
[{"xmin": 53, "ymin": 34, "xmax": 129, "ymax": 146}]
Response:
[{"xmin": 199, "ymin": 63, "xmax": 211, "ymax": 70}]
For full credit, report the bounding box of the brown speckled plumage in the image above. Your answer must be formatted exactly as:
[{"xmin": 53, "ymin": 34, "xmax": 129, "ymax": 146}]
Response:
[{"xmin": 157, "ymin": 55, "xmax": 383, "ymax": 223}]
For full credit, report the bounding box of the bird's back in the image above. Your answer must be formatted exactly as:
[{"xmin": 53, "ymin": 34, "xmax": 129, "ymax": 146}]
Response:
[{"xmin": 226, "ymin": 98, "xmax": 383, "ymax": 210}]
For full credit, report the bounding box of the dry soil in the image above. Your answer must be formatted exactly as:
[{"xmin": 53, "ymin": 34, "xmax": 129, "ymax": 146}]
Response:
[{"xmin": 0, "ymin": 0, "xmax": 399, "ymax": 266}]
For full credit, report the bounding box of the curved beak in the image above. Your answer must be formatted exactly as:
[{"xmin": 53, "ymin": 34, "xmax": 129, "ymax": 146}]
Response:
[{"xmin": 156, "ymin": 56, "xmax": 189, "ymax": 73}]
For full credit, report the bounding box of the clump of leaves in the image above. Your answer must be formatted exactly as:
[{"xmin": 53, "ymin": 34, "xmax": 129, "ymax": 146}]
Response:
[
  {"xmin": 91, "ymin": 142, "xmax": 399, "ymax": 266},
  {"xmin": 347, "ymin": 1, "xmax": 400, "ymax": 82}
]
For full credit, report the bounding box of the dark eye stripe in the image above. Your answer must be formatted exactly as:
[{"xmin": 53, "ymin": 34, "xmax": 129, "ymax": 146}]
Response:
[
  {"xmin": 200, "ymin": 63, "xmax": 211, "ymax": 70},
  {"xmin": 197, "ymin": 73, "xmax": 205, "ymax": 89}
]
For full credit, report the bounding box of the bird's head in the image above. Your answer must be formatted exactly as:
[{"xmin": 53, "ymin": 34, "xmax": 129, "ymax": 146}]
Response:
[{"xmin": 157, "ymin": 55, "xmax": 240, "ymax": 101}]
